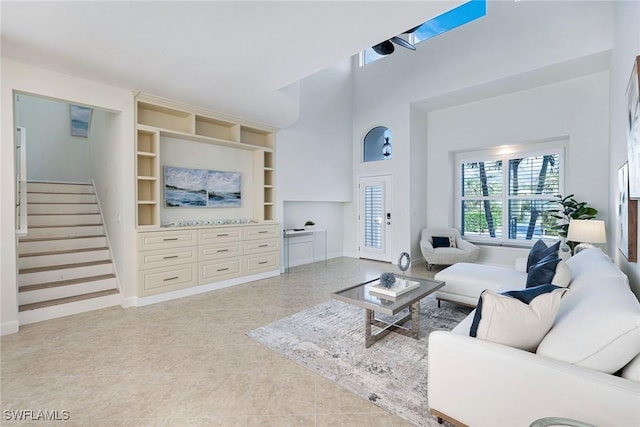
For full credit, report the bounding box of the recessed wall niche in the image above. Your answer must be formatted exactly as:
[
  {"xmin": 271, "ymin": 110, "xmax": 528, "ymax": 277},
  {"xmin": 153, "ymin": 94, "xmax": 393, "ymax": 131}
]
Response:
[
  {"xmin": 160, "ymin": 136, "xmax": 254, "ymax": 224},
  {"xmin": 363, "ymin": 126, "xmax": 392, "ymax": 162}
]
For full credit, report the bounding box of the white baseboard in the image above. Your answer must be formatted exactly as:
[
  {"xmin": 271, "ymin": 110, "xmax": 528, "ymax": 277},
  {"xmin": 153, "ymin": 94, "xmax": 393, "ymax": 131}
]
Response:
[{"xmin": 1, "ymin": 320, "xmax": 19, "ymax": 336}]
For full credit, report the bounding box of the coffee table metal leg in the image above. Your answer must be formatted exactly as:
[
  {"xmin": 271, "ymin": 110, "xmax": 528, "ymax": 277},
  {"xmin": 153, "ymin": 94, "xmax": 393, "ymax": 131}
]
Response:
[
  {"xmin": 365, "ymin": 308, "xmax": 374, "ymax": 348},
  {"xmin": 410, "ymin": 301, "xmax": 420, "ymax": 339}
]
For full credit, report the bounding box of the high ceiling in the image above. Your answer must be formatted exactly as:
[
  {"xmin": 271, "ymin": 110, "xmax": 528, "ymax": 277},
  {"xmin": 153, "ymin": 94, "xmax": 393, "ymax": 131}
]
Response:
[{"xmin": 0, "ymin": 1, "xmax": 465, "ymax": 127}]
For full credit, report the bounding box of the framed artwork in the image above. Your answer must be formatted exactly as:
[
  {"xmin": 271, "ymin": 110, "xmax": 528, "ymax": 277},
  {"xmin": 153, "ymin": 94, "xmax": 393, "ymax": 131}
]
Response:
[
  {"xmin": 618, "ymin": 162, "xmax": 637, "ymax": 262},
  {"xmin": 70, "ymin": 105, "xmax": 92, "ymax": 137},
  {"xmin": 164, "ymin": 166, "xmax": 241, "ymax": 208},
  {"xmin": 627, "ymin": 55, "xmax": 640, "ymax": 199}
]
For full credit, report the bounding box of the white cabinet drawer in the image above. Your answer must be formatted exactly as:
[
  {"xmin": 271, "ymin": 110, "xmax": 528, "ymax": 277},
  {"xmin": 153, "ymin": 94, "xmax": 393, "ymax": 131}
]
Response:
[
  {"xmin": 243, "ymin": 225, "xmax": 279, "ymax": 240},
  {"xmin": 199, "ymin": 242, "xmax": 243, "ymax": 261},
  {"xmin": 138, "ymin": 230, "xmax": 198, "ymax": 251},
  {"xmin": 243, "ymin": 238, "xmax": 279, "ymax": 255},
  {"xmin": 245, "ymin": 253, "xmax": 279, "ymax": 273},
  {"xmin": 138, "ymin": 247, "xmax": 198, "ymax": 270},
  {"xmin": 139, "ymin": 263, "xmax": 198, "ymax": 295},
  {"xmin": 198, "ymin": 227, "xmax": 242, "ymax": 244},
  {"xmin": 199, "ymin": 259, "xmax": 243, "ymax": 282}
]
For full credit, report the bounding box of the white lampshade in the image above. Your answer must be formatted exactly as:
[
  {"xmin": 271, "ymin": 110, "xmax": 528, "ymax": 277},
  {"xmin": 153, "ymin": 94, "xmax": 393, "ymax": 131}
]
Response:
[{"xmin": 567, "ymin": 219, "xmax": 607, "ymax": 243}]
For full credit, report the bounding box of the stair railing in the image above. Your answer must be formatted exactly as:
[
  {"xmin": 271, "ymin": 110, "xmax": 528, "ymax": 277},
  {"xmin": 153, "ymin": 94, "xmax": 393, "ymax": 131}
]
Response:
[{"xmin": 16, "ymin": 126, "xmax": 28, "ymax": 236}]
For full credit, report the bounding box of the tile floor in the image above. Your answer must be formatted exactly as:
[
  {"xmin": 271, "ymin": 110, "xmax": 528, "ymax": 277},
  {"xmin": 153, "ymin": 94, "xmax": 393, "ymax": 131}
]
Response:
[{"xmin": 1, "ymin": 258, "xmax": 440, "ymax": 426}]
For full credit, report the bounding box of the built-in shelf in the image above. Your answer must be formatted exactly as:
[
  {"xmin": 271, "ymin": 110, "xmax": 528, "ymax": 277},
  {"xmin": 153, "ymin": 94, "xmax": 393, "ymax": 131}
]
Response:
[
  {"xmin": 136, "ymin": 126, "xmax": 160, "ymax": 227},
  {"xmin": 135, "ymin": 95, "xmax": 277, "ymax": 227}
]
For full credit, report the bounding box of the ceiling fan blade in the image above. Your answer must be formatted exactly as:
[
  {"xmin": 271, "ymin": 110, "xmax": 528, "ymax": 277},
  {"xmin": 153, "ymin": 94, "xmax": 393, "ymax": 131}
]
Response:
[
  {"xmin": 372, "ymin": 40, "xmax": 395, "ymax": 55},
  {"xmin": 390, "ymin": 36, "xmax": 416, "ymax": 51},
  {"xmin": 404, "ymin": 25, "xmax": 421, "ymax": 34}
]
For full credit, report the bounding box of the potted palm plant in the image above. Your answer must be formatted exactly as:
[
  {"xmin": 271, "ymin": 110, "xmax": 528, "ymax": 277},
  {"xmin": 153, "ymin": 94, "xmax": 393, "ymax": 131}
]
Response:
[{"xmin": 548, "ymin": 194, "xmax": 598, "ymax": 253}]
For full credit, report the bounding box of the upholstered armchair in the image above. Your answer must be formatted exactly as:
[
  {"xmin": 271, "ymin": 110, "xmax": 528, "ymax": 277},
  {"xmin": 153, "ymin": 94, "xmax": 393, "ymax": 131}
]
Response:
[{"xmin": 420, "ymin": 227, "xmax": 480, "ymax": 270}]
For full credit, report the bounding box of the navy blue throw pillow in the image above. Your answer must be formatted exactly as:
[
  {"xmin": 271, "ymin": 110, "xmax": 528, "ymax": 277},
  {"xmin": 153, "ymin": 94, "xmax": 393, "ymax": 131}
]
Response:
[
  {"xmin": 526, "ymin": 253, "xmax": 561, "ymax": 288},
  {"xmin": 526, "ymin": 240, "xmax": 560, "ymax": 272},
  {"xmin": 502, "ymin": 284, "xmax": 562, "ymax": 304},
  {"xmin": 432, "ymin": 236, "xmax": 452, "ymax": 248}
]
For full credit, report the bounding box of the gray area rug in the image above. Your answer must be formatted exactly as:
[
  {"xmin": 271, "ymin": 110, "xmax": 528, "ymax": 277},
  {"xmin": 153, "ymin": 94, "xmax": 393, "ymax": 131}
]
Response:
[{"xmin": 247, "ymin": 294, "xmax": 472, "ymax": 426}]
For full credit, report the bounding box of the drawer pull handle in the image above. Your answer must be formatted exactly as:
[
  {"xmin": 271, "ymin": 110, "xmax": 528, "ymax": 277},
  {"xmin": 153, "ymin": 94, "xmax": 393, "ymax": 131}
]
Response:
[
  {"xmin": 217, "ymin": 267, "xmax": 229, "ymax": 272},
  {"xmin": 258, "ymin": 231, "xmax": 268, "ymax": 234},
  {"xmin": 163, "ymin": 238, "xmax": 179, "ymax": 241},
  {"xmin": 217, "ymin": 249, "xmax": 229, "ymax": 253},
  {"xmin": 217, "ymin": 233, "xmax": 229, "ymax": 237},
  {"xmin": 258, "ymin": 261, "xmax": 268, "ymax": 265},
  {"xmin": 258, "ymin": 244, "xmax": 269, "ymax": 248},
  {"xmin": 163, "ymin": 276, "xmax": 179, "ymax": 281},
  {"xmin": 163, "ymin": 255, "xmax": 179, "ymax": 259}
]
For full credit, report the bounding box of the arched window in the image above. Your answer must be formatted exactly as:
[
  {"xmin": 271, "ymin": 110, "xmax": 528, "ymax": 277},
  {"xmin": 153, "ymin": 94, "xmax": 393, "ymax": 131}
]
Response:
[{"xmin": 363, "ymin": 126, "xmax": 392, "ymax": 162}]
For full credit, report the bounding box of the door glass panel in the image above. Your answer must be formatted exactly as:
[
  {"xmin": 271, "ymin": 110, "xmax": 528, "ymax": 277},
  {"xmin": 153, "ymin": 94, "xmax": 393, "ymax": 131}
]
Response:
[{"xmin": 364, "ymin": 185, "xmax": 383, "ymax": 249}]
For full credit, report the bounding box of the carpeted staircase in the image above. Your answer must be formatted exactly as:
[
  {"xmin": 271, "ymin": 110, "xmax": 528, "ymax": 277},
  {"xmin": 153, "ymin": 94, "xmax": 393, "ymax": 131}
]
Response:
[{"xmin": 17, "ymin": 181, "xmax": 120, "ymax": 325}]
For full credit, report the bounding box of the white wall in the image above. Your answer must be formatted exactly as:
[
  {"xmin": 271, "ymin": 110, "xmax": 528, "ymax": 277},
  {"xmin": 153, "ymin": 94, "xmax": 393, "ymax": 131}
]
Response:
[
  {"xmin": 409, "ymin": 106, "xmax": 428, "ymax": 262},
  {"xmin": 277, "ymin": 59, "xmax": 353, "ymax": 203},
  {"xmin": 609, "ymin": 1, "xmax": 640, "ymax": 298},
  {"xmin": 15, "ymin": 94, "xmax": 92, "ymax": 182},
  {"xmin": 87, "ymin": 108, "xmax": 129, "ymax": 298},
  {"xmin": 277, "ymin": 60, "xmax": 353, "ymax": 265},
  {"xmin": 1, "ymin": 59, "xmax": 135, "ymax": 334},
  {"xmin": 349, "ymin": 1, "xmax": 614, "ymax": 265},
  {"xmin": 427, "ymin": 72, "xmax": 610, "ymax": 266}
]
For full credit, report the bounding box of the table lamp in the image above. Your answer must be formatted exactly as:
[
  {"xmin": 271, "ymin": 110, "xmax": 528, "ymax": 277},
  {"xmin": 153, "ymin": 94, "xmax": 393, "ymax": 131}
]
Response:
[{"xmin": 567, "ymin": 219, "xmax": 606, "ymax": 254}]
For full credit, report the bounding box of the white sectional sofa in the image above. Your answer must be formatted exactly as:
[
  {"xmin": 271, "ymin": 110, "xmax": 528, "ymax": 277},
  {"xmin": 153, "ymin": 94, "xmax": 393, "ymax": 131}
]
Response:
[{"xmin": 428, "ymin": 248, "xmax": 640, "ymax": 427}]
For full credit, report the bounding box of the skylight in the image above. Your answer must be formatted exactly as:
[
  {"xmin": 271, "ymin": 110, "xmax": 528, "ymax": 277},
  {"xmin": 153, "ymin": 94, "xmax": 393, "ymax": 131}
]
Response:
[{"xmin": 361, "ymin": 0, "xmax": 487, "ymax": 66}]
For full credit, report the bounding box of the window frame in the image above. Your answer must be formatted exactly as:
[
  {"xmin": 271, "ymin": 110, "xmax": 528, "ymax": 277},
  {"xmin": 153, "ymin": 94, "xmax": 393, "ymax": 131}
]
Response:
[{"xmin": 454, "ymin": 140, "xmax": 567, "ymax": 246}]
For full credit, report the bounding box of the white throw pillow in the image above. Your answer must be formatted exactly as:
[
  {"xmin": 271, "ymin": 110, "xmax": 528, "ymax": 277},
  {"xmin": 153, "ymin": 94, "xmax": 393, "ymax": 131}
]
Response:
[
  {"xmin": 551, "ymin": 260, "xmax": 572, "ymax": 287},
  {"xmin": 622, "ymin": 353, "xmax": 640, "ymax": 382},
  {"xmin": 470, "ymin": 287, "xmax": 567, "ymax": 352}
]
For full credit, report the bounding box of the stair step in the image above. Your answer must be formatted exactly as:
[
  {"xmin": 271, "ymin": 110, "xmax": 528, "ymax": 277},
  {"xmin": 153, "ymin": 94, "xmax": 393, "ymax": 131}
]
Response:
[
  {"xmin": 19, "ymin": 259, "xmax": 112, "ymax": 275},
  {"xmin": 18, "ymin": 291, "xmax": 121, "ymax": 325},
  {"xmin": 19, "ymin": 234, "xmax": 106, "ymax": 243},
  {"xmin": 19, "ymin": 289, "xmax": 119, "ymax": 312},
  {"xmin": 20, "ymin": 273, "xmax": 116, "ymax": 292},
  {"xmin": 28, "ymin": 193, "xmax": 97, "ymax": 203},
  {"xmin": 19, "ymin": 236, "xmax": 107, "ymax": 254},
  {"xmin": 20, "ymin": 247, "xmax": 109, "ymax": 257},
  {"xmin": 28, "ymin": 203, "xmax": 99, "ymax": 214},
  {"xmin": 22, "ymin": 225, "xmax": 104, "ymax": 239},
  {"xmin": 19, "ymin": 274, "xmax": 117, "ymax": 305},
  {"xmin": 19, "ymin": 247, "xmax": 110, "ymax": 269},
  {"xmin": 28, "ymin": 213, "xmax": 102, "ymax": 226},
  {"xmin": 19, "ymin": 260, "xmax": 114, "ymax": 286},
  {"xmin": 27, "ymin": 182, "xmax": 94, "ymax": 194}
]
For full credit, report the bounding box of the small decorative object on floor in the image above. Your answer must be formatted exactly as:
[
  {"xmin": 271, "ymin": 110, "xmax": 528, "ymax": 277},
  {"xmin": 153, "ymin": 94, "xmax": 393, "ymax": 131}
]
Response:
[
  {"xmin": 397, "ymin": 252, "xmax": 410, "ymax": 280},
  {"xmin": 379, "ymin": 272, "xmax": 396, "ymax": 288}
]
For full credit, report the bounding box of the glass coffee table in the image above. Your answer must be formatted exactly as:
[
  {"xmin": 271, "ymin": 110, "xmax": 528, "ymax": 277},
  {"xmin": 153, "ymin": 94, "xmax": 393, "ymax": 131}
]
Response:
[{"xmin": 331, "ymin": 275, "xmax": 445, "ymax": 348}]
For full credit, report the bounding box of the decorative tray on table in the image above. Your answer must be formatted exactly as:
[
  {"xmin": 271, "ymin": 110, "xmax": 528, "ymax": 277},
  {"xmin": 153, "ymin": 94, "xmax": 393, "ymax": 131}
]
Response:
[{"xmin": 368, "ymin": 278, "xmax": 420, "ymax": 298}]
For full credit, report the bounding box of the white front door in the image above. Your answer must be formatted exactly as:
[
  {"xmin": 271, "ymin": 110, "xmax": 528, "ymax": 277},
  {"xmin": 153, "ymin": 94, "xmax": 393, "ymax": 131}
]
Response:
[{"xmin": 358, "ymin": 175, "xmax": 392, "ymax": 262}]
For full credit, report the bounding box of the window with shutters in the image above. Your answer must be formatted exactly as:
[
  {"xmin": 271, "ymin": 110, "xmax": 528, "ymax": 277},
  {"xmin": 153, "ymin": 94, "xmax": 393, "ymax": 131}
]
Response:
[{"xmin": 456, "ymin": 141, "xmax": 565, "ymax": 244}]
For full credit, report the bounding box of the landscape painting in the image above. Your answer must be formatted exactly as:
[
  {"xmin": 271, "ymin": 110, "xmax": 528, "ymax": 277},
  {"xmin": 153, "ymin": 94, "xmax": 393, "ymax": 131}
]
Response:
[
  {"xmin": 70, "ymin": 105, "xmax": 92, "ymax": 137},
  {"xmin": 207, "ymin": 170, "xmax": 242, "ymax": 207},
  {"xmin": 164, "ymin": 166, "xmax": 241, "ymax": 208},
  {"xmin": 164, "ymin": 166, "xmax": 207, "ymax": 207}
]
